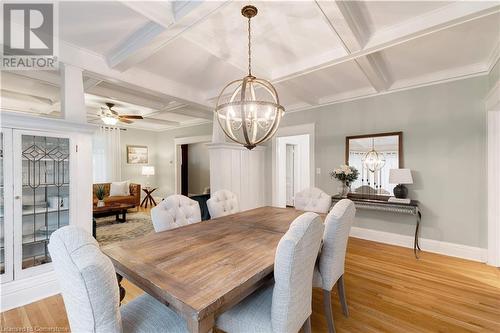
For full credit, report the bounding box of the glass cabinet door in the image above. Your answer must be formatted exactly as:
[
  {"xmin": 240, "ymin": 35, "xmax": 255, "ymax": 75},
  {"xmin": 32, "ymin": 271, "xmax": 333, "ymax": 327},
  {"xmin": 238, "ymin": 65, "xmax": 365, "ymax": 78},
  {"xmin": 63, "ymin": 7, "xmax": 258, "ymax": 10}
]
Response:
[{"xmin": 14, "ymin": 131, "xmax": 70, "ymax": 277}]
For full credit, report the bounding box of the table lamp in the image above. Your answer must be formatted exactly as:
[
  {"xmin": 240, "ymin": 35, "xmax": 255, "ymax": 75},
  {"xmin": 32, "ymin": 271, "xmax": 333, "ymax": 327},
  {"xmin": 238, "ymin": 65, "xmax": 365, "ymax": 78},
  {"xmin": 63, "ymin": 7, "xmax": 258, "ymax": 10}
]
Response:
[
  {"xmin": 389, "ymin": 168, "xmax": 413, "ymax": 199},
  {"xmin": 142, "ymin": 165, "xmax": 155, "ymax": 188}
]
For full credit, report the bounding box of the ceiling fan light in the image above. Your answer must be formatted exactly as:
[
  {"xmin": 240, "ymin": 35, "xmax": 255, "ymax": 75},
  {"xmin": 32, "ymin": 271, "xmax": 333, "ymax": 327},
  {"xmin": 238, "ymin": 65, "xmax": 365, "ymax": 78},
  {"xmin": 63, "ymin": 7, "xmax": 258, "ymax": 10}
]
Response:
[{"xmin": 102, "ymin": 116, "xmax": 118, "ymax": 125}]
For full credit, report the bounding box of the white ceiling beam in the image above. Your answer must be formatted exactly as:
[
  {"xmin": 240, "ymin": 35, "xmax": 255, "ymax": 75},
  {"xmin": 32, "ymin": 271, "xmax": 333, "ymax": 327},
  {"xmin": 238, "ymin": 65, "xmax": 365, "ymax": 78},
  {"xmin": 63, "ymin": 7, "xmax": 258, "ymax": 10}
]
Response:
[
  {"xmin": 83, "ymin": 78, "xmax": 103, "ymax": 91},
  {"xmin": 355, "ymin": 54, "xmax": 392, "ymax": 92},
  {"xmin": 3, "ymin": 70, "xmax": 60, "ymax": 86},
  {"xmin": 316, "ymin": 1, "xmax": 392, "ymax": 92},
  {"xmin": 60, "ymin": 40, "xmax": 211, "ymax": 111},
  {"xmin": 120, "ymin": 1, "xmax": 175, "ymax": 28},
  {"xmin": 107, "ymin": 1, "xmax": 230, "ymax": 72},
  {"xmin": 161, "ymin": 107, "xmax": 213, "ymax": 121},
  {"xmin": 86, "ymin": 85, "xmax": 166, "ymax": 111},
  {"xmin": 315, "ymin": 0, "xmax": 367, "ymax": 53},
  {"xmin": 271, "ymin": 1, "xmax": 500, "ymax": 84}
]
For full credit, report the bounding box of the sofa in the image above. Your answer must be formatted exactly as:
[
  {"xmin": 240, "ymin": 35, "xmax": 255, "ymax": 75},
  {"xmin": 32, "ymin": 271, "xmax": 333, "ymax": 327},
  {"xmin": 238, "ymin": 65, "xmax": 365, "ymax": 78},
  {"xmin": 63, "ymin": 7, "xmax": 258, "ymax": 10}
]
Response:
[{"xmin": 93, "ymin": 183, "xmax": 141, "ymax": 207}]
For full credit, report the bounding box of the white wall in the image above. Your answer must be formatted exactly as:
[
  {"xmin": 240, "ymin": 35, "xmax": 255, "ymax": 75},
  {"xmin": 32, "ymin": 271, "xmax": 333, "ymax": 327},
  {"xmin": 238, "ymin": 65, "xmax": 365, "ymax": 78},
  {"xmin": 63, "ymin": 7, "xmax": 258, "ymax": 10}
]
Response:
[{"xmin": 187, "ymin": 142, "xmax": 210, "ymax": 195}]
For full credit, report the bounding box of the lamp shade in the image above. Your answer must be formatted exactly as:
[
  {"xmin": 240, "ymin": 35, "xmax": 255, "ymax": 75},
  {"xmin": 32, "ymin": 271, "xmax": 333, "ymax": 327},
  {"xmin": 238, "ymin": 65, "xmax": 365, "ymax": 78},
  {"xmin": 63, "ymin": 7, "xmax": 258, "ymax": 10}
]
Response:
[
  {"xmin": 389, "ymin": 169, "xmax": 413, "ymax": 184},
  {"xmin": 141, "ymin": 166, "xmax": 155, "ymax": 176}
]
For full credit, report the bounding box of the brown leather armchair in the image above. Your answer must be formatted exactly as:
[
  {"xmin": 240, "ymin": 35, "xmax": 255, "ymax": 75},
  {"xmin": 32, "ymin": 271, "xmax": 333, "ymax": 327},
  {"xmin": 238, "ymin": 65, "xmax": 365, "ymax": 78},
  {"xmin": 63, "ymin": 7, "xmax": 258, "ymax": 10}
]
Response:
[{"xmin": 93, "ymin": 183, "xmax": 141, "ymax": 207}]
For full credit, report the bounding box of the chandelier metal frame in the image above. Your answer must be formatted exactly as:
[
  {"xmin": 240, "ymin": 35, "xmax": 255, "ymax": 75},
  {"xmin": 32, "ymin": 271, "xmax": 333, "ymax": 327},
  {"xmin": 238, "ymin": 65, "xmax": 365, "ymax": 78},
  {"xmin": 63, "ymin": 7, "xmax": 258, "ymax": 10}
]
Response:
[{"xmin": 214, "ymin": 5, "xmax": 285, "ymax": 150}]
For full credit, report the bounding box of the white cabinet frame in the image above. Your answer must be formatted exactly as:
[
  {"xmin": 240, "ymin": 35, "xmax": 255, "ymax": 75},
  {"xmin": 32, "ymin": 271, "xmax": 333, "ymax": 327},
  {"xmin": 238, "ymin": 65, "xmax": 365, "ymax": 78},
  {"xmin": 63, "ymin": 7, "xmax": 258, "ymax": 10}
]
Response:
[{"xmin": 1, "ymin": 128, "xmax": 14, "ymax": 283}]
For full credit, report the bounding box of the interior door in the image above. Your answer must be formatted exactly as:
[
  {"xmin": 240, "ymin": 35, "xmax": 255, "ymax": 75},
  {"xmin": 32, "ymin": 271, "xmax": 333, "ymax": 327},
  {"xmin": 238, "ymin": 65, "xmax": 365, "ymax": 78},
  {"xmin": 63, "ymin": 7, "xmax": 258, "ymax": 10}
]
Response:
[
  {"xmin": 181, "ymin": 144, "xmax": 188, "ymax": 196},
  {"xmin": 0, "ymin": 128, "xmax": 14, "ymax": 283},
  {"xmin": 13, "ymin": 130, "xmax": 71, "ymax": 279}
]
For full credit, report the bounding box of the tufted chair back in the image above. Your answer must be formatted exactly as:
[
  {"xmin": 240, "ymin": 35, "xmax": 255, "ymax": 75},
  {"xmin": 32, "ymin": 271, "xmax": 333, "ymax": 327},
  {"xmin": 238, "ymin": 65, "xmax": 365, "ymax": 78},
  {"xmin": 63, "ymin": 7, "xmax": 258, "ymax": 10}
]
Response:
[
  {"xmin": 48, "ymin": 226, "xmax": 122, "ymax": 333},
  {"xmin": 207, "ymin": 190, "xmax": 240, "ymax": 219},
  {"xmin": 294, "ymin": 187, "xmax": 332, "ymax": 213},
  {"xmin": 151, "ymin": 194, "xmax": 201, "ymax": 232},
  {"xmin": 317, "ymin": 199, "xmax": 356, "ymax": 290},
  {"xmin": 272, "ymin": 212, "xmax": 324, "ymax": 333}
]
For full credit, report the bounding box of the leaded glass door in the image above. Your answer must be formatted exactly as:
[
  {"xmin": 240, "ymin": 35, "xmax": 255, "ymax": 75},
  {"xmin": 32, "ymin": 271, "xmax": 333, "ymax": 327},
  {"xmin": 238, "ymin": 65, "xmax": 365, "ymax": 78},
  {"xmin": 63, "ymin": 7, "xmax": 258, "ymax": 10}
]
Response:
[
  {"xmin": 0, "ymin": 128, "xmax": 14, "ymax": 283},
  {"xmin": 13, "ymin": 130, "xmax": 71, "ymax": 278}
]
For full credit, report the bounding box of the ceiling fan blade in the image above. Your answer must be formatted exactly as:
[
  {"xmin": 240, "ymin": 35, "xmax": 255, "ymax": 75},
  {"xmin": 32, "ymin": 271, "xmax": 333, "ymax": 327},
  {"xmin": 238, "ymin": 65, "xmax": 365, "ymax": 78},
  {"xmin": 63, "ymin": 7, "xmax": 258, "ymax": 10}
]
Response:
[
  {"xmin": 119, "ymin": 118, "xmax": 134, "ymax": 124},
  {"xmin": 120, "ymin": 115, "xmax": 143, "ymax": 119},
  {"xmin": 110, "ymin": 109, "xmax": 118, "ymax": 115}
]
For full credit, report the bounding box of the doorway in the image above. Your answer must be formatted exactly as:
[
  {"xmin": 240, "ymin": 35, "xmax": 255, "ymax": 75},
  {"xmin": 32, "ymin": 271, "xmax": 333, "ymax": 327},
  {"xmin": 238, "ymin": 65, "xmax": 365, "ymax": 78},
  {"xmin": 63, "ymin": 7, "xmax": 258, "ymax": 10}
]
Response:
[{"xmin": 275, "ymin": 134, "xmax": 311, "ymax": 208}]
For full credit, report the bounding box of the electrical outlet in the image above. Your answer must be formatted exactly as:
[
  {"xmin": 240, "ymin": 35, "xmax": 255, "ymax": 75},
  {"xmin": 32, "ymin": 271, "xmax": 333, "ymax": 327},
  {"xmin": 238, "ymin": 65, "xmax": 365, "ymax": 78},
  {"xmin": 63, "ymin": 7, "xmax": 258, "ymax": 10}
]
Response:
[{"xmin": 316, "ymin": 168, "xmax": 321, "ymax": 175}]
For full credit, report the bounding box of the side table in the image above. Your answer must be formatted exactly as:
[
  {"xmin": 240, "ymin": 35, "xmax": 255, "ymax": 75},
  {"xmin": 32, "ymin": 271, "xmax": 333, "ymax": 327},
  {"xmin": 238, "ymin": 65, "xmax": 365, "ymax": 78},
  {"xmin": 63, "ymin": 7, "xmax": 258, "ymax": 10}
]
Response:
[{"xmin": 141, "ymin": 187, "xmax": 157, "ymax": 208}]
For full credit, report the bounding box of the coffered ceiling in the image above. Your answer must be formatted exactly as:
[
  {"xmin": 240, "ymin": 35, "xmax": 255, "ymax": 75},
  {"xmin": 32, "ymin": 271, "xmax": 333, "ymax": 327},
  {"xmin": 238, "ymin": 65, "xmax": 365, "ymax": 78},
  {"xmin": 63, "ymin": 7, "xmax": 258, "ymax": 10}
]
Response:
[{"xmin": 1, "ymin": 1, "xmax": 499, "ymax": 131}]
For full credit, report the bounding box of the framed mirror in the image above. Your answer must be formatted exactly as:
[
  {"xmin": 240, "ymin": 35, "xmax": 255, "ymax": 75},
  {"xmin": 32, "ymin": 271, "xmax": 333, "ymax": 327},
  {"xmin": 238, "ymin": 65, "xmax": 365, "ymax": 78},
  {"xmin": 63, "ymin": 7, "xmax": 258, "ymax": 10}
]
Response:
[{"xmin": 345, "ymin": 132, "xmax": 403, "ymax": 197}]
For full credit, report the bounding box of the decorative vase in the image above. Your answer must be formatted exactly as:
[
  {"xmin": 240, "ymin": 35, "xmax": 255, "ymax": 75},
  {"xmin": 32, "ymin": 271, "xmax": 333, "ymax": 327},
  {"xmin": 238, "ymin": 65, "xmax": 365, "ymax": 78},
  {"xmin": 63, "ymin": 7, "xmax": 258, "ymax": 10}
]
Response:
[
  {"xmin": 97, "ymin": 200, "xmax": 105, "ymax": 207},
  {"xmin": 338, "ymin": 182, "xmax": 351, "ymax": 198}
]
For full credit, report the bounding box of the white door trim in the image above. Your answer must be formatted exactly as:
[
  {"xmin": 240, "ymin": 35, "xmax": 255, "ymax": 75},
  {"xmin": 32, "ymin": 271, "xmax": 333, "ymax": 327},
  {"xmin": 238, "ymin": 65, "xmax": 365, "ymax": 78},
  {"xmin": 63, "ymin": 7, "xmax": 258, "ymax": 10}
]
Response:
[
  {"xmin": 487, "ymin": 109, "xmax": 500, "ymax": 267},
  {"xmin": 271, "ymin": 123, "xmax": 315, "ymax": 206},
  {"xmin": 174, "ymin": 135, "xmax": 212, "ymax": 194}
]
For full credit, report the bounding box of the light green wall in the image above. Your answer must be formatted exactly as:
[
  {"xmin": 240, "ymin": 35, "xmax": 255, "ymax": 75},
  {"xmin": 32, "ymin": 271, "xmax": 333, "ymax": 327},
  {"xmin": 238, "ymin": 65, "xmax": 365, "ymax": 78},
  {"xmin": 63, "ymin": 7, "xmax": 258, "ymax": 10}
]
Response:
[
  {"xmin": 121, "ymin": 128, "xmax": 158, "ymax": 191},
  {"xmin": 279, "ymin": 76, "xmax": 489, "ymax": 248},
  {"xmin": 155, "ymin": 123, "xmax": 212, "ymax": 198}
]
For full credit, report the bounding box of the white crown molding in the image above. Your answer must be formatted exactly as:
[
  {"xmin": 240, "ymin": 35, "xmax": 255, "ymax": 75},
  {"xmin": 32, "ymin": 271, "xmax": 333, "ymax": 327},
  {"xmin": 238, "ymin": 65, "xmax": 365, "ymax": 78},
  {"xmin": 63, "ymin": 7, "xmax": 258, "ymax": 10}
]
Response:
[{"xmin": 350, "ymin": 227, "xmax": 488, "ymax": 263}]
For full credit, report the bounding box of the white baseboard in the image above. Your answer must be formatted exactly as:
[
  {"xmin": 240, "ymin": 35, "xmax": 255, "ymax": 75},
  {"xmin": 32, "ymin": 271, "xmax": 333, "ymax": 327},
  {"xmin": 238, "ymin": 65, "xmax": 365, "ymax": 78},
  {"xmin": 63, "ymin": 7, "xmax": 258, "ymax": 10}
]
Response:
[
  {"xmin": 1, "ymin": 271, "xmax": 60, "ymax": 312},
  {"xmin": 350, "ymin": 227, "xmax": 488, "ymax": 263}
]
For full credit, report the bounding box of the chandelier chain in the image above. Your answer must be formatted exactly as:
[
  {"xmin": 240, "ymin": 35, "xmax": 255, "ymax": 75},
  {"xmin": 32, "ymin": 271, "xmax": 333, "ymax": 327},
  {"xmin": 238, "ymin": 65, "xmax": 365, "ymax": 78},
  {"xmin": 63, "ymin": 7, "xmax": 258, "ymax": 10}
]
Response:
[{"xmin": 248, "ymin": 17, "xmax": 252, "ymax": 76}]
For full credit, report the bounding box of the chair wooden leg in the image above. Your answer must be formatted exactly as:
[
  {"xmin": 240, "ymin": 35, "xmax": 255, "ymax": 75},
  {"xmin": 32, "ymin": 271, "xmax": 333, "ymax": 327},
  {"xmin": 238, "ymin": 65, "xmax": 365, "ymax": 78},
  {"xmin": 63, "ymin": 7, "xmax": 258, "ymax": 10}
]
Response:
[
  {"xmin": 323, "ymin": 289, "xmax": 336, "ymax": 333},
  {"xmin": 301, "ymin": 316, "xmax": 311, "ymax": 333},
  {"xmin": 337, "ymin": 274, "xmax": 349, "ymax": 317}
]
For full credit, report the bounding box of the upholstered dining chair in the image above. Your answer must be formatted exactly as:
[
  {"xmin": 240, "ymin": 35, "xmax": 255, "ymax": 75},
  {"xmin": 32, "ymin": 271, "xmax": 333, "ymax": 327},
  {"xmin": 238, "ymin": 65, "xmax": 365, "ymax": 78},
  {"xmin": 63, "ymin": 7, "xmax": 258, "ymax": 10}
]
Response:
[
  {"xmin": 294, "ymin": 187, "xmax": 332, "ymax": 213},
  {"xmin": 48, "ymin": 226, "xmax": 188, "ymax": 333},
  {"xmin": 151, "ymin": 194, "xmax": 201, "ymax": 232},
  {"xmin": 313, "ymin": 199, "xmax": 356, "ymax": 333},
  {"xmin": 215, "ymin": 212, "xmax": 324, "ymax": 333},
  {"xmin": 207, "ymin": 189, "xmax": 239, "ymax": 218}
]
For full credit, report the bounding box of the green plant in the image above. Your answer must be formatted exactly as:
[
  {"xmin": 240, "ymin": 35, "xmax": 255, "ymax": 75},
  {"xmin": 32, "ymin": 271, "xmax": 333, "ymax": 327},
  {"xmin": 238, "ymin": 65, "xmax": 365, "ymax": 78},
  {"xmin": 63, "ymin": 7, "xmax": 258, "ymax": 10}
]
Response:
[
  {"xmin": 95, "ymin": 184, "xmax": 106, "ymax": 200},
  {"xmin": 330, "ymin": 165, "xmax": 359, "ymax": 186}
]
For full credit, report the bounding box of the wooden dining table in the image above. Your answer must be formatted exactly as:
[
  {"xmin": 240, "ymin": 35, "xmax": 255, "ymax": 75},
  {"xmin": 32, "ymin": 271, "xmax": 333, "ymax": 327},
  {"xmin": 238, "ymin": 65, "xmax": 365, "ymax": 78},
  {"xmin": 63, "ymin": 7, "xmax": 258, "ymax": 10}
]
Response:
[{"xmin": 102, "ymin": 206, "xmax": 309, "ymax": 333}]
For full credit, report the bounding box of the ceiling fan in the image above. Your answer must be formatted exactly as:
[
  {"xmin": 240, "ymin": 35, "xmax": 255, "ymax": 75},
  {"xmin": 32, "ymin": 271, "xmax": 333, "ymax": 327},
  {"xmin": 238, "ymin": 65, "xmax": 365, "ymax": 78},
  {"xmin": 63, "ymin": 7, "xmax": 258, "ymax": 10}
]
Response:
[{"xmin": 100, "ymin": 102, "xmax": 143, "ymax": 125}]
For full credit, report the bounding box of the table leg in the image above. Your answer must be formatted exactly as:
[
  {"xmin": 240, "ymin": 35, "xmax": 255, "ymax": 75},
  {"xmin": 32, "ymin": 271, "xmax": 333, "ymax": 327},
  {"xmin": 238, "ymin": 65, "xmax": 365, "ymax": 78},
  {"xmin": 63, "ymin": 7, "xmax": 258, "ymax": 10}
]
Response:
[
  {"xmin": 414, "ymin": 211, "xmax": 422, "ymax": 259},
  {"xmin": 187, "ymin": 314, "xmax": 215, "ymax": 333},
  {"xmin": 140, "ymin": 195, "xmax": 148, "ymax": 207},
  {"xmin": 117, "ymin": 273, "xmax": 125, "ymax": 305}
]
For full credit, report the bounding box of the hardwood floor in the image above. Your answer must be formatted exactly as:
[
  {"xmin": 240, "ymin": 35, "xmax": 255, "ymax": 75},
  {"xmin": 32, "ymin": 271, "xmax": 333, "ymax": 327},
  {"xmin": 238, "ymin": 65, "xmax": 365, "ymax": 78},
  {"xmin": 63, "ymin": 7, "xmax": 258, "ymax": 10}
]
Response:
[{"xmin": 2, "ymin": 238, "xmax": 499, "ymax": 332}]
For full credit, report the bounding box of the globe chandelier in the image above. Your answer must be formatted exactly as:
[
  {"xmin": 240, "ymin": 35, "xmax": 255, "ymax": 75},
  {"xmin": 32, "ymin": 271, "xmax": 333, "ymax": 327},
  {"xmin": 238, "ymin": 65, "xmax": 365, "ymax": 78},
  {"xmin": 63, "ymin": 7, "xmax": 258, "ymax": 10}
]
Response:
[
  {"xmin": 214, "ymin": 5, "xmax": 285, "ymax": 150},
  {"xmin": 362, "ymin": 138, "xmax": 386, "ymax": 172}
]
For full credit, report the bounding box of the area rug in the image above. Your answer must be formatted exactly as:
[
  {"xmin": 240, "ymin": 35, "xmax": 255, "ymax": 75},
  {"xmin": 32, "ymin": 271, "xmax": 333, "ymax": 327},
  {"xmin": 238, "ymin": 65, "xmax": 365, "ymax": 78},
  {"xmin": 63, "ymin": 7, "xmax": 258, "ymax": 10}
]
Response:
[{"xmin": 95, "ymin": 212, "xmax": 154, "ymax": 246}]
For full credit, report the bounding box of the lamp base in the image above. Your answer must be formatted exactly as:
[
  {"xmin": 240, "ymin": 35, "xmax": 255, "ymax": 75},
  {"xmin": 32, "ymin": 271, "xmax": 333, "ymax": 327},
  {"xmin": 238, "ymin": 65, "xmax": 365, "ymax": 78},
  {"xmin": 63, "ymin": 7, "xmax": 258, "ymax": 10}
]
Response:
[{"xmin": 393, "ymin": 184, "xmax": 408, "ymax": 199}]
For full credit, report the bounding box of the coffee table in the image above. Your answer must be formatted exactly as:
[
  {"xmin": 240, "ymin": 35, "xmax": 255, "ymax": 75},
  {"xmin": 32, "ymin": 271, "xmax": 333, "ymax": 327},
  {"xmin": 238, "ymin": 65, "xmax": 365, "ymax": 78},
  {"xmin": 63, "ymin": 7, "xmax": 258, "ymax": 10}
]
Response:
[{"xmin": 92, "ymin": 203, "xmax": 136, "ymax": 237}]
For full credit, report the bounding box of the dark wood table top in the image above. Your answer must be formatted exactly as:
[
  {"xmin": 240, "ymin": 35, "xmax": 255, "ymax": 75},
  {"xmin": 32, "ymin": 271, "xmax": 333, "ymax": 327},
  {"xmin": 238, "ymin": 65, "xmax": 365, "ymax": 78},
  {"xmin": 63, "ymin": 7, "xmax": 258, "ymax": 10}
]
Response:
[
  {"xmin": 102, "ymin": 206, "xmax": 307, "ymax": 333},
  {"xmin": 92, "ymin": 202, "xmax": 135, "ymax": 214}
]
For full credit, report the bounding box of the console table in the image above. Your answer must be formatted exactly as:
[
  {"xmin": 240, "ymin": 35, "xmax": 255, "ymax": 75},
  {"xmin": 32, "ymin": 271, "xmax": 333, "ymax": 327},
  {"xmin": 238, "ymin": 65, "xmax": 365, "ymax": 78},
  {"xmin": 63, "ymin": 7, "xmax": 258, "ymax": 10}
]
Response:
[{"xmin": 332, "ymin": 196, "xmax": 422, "ymax": 258}]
